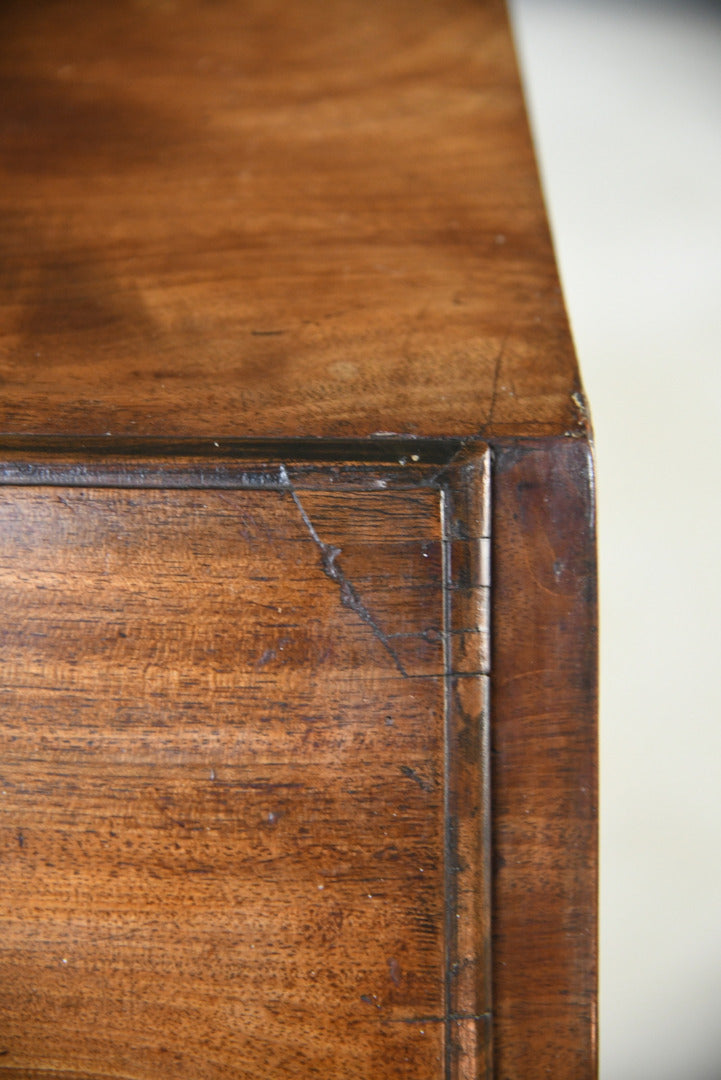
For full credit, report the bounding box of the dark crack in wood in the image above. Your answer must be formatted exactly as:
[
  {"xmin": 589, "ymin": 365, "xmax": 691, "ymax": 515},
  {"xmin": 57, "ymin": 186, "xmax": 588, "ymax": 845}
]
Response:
[{"xmin": 280, "ymin": 465, "xmax": 408, "ymax": 677}]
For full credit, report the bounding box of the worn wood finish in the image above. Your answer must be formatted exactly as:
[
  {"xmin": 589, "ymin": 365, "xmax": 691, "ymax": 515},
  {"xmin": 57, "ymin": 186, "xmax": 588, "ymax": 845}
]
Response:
[
  {"xmin": 490, "ymin": 440, "xmax": 598, "ymax": 1078},
  {"xmin": 0, "ymin": 1, "xmax": 597, "ymax": 1077},
  {"xmin": 0, "ymin": 0, "xmax": 583, "ymax": 442},
  {"xmin": 0, "ymin": 460, "xmax": 492, "ymax": 1079}
]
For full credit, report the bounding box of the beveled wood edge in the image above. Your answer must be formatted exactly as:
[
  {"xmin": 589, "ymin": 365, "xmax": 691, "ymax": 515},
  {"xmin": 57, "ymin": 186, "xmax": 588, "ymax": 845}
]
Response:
[
  {"xmin": 0, "ymin": 432, "xmax": 590, "ymax": 486},
  {"xmin": 0, "ymin": 441, "xmax": 496, "ymax": 1079},
  {"xmin": 0, "ymin": 437, "xmax": 464, "ymax": 490},
  {"xmin": 441, "ymin": 449, "xmax": 493, "ymax": 1080},
  {"xmin": 0, "ymin": 435, "xmax": 463, "ymax": 465}
]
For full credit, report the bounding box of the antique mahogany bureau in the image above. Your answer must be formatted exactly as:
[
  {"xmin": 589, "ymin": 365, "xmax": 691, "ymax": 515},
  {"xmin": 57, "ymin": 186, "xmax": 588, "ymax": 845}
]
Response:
[{"xmin": 0, "ymin": 1, "xmax": 597, "ymax": 1078}]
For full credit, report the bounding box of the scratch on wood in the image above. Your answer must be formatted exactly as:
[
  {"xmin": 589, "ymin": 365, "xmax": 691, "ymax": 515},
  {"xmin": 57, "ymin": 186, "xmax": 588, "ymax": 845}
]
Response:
[
  {"xmin": 478, "ymin": 330, "xmax": 511, "ymax": 436},
  {"xmin": 279, "ymin": 465, "xmax": 408, "ymax": 676}
]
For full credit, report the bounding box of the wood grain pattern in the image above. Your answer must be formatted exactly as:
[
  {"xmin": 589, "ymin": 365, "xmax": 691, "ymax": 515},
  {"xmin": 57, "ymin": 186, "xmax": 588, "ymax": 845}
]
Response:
[
  {"xmin": 0, "ymin": 459, "xmax": 491, "ymax": 1079},
  {"xmin": 0, "ymin": 0, "xmax": 584, "ymax": 442},
  {"xmin": 0, "ymin": 0, "xmax": 597, "ymax": 1074},
  {"xmin": 490, "ymin": 439, "xmax": 598, "ymax": 1079}
]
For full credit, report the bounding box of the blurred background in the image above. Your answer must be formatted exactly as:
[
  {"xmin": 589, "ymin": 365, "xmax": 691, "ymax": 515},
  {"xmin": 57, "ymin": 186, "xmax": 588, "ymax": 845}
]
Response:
[{"xmin": 507, "ymin": 1, "xmax": 721, "ymax": 1078}]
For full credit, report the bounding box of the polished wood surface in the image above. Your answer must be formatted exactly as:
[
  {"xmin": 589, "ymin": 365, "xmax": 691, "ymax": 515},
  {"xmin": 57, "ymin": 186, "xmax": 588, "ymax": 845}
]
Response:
[
  {"xmin": 491, "ymin": 440, "xmax": 597, "ymax": 1078},
  {"xmin": 0, "ymin": 458, "xmax": 492, "ymax": 1079},
  {"xmin": 0, "ymin": 2, "xmax": 596, "ymax": 1077},
  {"xmin": 0, "ymin": 0, "xmax": 583, "ymax": 442}
]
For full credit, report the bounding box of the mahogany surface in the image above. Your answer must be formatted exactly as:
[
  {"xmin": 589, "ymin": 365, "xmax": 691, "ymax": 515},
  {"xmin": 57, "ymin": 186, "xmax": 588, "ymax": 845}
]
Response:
[
  {"xmin": 0, "ymin": 471, "xmax": 489, "ymax": 1079},
  {"xmin": 0, "ymin": 2, "xmax": 597, "ymax": 1078},
  {"xmin": 0, "ymin": 0, "xmax": 583, "ymax": 442},
  {"xmin": 491, "ymin": 441, "xmax": 597, "ymax": 1078}
]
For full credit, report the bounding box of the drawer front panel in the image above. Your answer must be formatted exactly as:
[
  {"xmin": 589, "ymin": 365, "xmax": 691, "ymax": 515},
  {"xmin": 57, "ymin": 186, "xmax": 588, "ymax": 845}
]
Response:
[{"xmin": 0, "ymin": 458, "xmax": 490, "ymax": 1080}]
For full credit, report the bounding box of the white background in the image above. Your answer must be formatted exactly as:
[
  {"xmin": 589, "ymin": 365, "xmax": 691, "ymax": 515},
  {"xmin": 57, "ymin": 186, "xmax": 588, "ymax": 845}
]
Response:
[{"xmin": 508, "ymin": 2, "xmax": 721, "ymax": 1077}]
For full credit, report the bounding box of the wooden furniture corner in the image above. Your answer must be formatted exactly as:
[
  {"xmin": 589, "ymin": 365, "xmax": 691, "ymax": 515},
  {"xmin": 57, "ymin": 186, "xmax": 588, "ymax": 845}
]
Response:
[{"xmin": 0, "ymin": 1, "xmax": 597, "ymax": 1077}]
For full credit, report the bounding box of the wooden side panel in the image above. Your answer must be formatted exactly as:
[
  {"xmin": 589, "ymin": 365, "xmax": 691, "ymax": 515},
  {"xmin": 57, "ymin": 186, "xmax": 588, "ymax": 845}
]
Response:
[{"xmin": 490, "ymin": 439, "xmax": 597, "ymax": 1078}]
